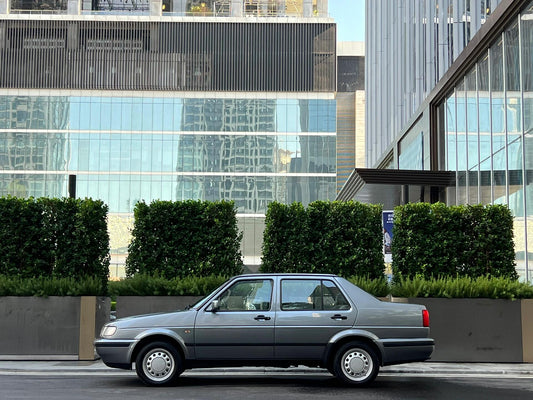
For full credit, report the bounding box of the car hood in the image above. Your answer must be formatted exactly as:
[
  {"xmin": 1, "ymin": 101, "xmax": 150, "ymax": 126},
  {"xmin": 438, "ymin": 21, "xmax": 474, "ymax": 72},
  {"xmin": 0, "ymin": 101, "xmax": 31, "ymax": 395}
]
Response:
[{"xmin": 113, "ymin": 309, "xmax": 197, "ymax": 329}]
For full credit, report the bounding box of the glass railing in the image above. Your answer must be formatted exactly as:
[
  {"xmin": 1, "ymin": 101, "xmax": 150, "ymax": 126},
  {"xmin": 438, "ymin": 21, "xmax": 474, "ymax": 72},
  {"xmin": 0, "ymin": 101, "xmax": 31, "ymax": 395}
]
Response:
[
  {"xmin": 5, "ymin": 6, "xmax": 329, "ymax": 18},
  {"xmin": 8, "ymin": 9, "xmax": 330, "ymax": 17},
  {"xmin": 9, "ymin": 9, "xmax": 69, "ymax": 14}
]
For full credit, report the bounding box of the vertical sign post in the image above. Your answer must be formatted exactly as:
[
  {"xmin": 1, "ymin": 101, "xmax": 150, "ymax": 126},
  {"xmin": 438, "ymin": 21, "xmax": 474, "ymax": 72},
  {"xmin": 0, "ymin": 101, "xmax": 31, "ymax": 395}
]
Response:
[{"xmin": 382, "ymin": 210, "xmax": 394, "ymax": 280}]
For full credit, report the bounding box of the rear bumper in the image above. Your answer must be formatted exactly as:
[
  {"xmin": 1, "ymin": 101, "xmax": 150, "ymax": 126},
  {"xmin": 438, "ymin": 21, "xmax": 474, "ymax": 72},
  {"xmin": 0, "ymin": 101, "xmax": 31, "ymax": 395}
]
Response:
[
  {"xmin": 94, "ymin": 339, "xmax": 136, "ymax": 370},
  {"xmin": 379, "ymin": 338, "xmax": 435, "ymax": 366}
]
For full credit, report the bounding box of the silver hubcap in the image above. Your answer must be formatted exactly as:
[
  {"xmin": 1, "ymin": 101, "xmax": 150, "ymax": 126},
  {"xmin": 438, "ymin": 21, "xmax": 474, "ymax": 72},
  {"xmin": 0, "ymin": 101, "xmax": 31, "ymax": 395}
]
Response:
[
  {"xmin": 341, "ymin": 349, "xmax": 373, "ymax": 381},
  {"xmin": 143, "ymin": 348, "xmax": 175, "ymax": 382}
]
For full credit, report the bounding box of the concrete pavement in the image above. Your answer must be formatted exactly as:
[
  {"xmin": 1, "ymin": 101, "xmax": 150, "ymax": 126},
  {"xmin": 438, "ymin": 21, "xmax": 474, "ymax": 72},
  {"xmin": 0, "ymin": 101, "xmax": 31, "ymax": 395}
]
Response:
[{"xmin": 0, "ymin": 360, "xmax": 532, "ymax": 377}]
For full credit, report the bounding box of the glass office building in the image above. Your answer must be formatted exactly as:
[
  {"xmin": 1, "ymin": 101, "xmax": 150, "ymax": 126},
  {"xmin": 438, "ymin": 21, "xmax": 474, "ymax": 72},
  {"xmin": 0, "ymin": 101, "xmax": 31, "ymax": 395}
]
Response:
[
  {"xmin": 340, "ymin": 0, "xmax": 533, "ymax": 280},
  {"xmin": 0, "ymin": 2, "xmax": 337, "ymax": 275},
  {"xmin": 364, "ymin": 0, "xmax": 508, "ymax": 169},
  {"xmin": 438, "ymin": 1, "xmax": 533, "ymax": 280}
]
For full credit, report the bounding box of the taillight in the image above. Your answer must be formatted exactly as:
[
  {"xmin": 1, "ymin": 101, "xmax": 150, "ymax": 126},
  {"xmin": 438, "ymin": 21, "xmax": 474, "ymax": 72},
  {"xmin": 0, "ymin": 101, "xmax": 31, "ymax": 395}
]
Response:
[{"xmin": 422, "ymin": 309, "xmax": 430, "ymax": 327}]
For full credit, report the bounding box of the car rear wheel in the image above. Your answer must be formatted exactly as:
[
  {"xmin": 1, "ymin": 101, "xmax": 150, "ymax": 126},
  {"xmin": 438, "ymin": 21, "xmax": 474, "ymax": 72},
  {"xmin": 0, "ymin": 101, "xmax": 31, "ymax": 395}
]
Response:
[
  {"xmin": 135, "ymin": 341, "xmax": 183, "ymax": 386},
  {"xmin": 332, "ymin": 341, "xmax": 379, "ymax": 386}
]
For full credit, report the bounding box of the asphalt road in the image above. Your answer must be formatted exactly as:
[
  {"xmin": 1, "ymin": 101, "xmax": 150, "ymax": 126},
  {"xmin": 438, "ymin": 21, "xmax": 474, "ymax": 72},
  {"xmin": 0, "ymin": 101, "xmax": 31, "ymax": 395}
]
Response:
[{"xmin": 1, "ymin": 373, "xmax": 533, "ymax": 400}]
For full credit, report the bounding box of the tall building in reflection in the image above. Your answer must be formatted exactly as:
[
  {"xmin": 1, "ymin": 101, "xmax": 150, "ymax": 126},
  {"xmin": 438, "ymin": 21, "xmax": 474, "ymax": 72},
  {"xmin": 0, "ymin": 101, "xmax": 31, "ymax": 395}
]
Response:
[
  {"xmin": 0, "ymin": 0, "xmax": 336, "ymax": 274},
  {"xmin": 0, "ymin": 97, "xmax": 69, "ymax": 197},
  {"xmin": 177, "ymin": 98, "xmax": 278, "ymax": 214}
]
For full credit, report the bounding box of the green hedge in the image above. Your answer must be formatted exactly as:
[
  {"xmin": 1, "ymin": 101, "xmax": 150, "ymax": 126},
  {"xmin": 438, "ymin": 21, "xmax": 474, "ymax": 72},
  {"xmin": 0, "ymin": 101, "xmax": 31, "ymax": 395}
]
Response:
[
  {"xmin": 3, "ymin": 274, "xmax": 530, "ymax": 299},
  {"xmin": 347, "ymin": 275, "xmax": 390, "ymax": 297},
  {"xmin": 126, "ymin": 200, "xmax": 244, "ymax": 279},
  {"xmin": 108, "ymin": 274, "xmax": 227, "ymax": 297},
  {"xmin": 108, "ymin": 275, "xmax": 533, "ymax": 299},
  {"xmin": 0, "ymin": 275, "xmax": 106, "ymax": 296},
  {"xmin": 0, "ymin": 197, "xmax": 110, "ymax": 291},
  {"xmin": 391, "ymin": 203, "xmax": 517, "ymax": 279},
  {"xmin": 390, "ymin": 275, "xmax": 533, "ymax": 300},
  {"xmin": 261, "ymin": 201, "xmax": 384, "ymax": 278}
]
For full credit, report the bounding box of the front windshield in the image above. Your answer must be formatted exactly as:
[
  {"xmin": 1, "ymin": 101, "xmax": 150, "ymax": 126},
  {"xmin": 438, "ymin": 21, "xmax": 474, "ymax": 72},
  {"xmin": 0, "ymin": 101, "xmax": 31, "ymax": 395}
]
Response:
[
  {"xmin": 188, "ymin": 295, "xmax": 209, "ymax": 310},
  {"xmin": 188, "ymin": 278, "xmax": 231, "ymax": 309}
]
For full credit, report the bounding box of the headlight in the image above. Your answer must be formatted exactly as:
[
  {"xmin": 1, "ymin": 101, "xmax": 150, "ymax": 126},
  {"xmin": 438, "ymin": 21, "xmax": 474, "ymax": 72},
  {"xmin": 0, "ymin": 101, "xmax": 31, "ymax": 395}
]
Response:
[{"xmin": 101, "ymin": 325, "xmax": 117, "ymax": 338}]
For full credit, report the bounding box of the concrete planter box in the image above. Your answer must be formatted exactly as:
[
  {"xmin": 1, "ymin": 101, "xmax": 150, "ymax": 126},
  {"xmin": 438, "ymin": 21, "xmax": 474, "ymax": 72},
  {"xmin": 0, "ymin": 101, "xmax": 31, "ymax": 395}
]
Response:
[
  {"xmin": 116, "ymin": 296, "xmax": 203, "ymax": 319},
  {"xmin": 0, "ymin": 296, "xmax": 110, "ymax": 361},
  {"xmin": 115, "ymin": 296, "xmax": 533, "ymax": 363},
  {"xmin": 409, "ymin": 298, "xmax": 533, "ymax": 362}
]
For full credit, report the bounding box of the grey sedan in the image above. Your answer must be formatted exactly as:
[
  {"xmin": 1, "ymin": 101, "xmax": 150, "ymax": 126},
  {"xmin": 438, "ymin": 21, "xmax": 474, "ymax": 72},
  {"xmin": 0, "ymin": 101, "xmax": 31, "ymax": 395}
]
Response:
[{"xmin": 95, "ymin": 274, "xmax": 434, "ymax": 386}]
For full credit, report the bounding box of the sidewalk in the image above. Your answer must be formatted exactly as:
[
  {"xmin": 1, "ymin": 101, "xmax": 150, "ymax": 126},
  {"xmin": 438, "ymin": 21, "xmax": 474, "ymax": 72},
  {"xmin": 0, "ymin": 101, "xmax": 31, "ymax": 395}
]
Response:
[{"xmin": 0, "ymin": 360, "xmax": 532, "ymax": 376}]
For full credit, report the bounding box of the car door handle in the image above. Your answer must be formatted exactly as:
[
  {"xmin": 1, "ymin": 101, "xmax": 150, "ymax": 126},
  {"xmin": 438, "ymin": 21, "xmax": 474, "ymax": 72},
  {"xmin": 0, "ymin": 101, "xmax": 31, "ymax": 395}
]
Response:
[
  {"xmin": 254, "ymin": 315, "xmax": 271, "ymax": 321},
  {"xmin": 331, "ymin": 314, "xmax": 348, "ymax": 320}
]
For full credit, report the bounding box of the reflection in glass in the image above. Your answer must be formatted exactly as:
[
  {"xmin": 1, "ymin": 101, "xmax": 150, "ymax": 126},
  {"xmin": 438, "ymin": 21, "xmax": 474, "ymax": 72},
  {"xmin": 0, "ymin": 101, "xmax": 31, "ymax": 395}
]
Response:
[
  {"xmin": 522, "ymin": 2, "xmax": 533, "ymax": 280},
  {"xmin": 466, "ymin": 67, "xmax": 479, "ymax": 204},
  {"xmin": 506, "ymin": 20, "xmax": 524, "ymax": 218},
  {"xmin": 491, "ymin": 39, "xmax": 507, "ymax": 204},
  {"xmin": 456, "ymin": 80, "xmax": 467, "ymax": 205},
  {"xmin": 445, "ymin": 93, "xmax": 457, "ymax": 205},
  {"xmin": 436, "ymin": 7, "xmax": 533, "ymax": 280},
  {"xmin": 0, "ymin": 95, "xmax": 336, "ymax": 215},
  {"xmin": 478, "ymin": 53, "xmax": 492, "ymax": 199},
  {"xmin": 10, "ymin": 0, "xmax": 67, "ymax": 11},
  {"xmin": 0, "ymin": 97, "xmax": 70, "ymax": 197}
]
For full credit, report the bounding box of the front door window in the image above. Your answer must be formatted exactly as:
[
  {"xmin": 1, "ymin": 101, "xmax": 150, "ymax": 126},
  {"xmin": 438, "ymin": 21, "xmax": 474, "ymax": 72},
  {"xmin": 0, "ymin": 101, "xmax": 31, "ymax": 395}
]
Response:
[{"xmin": 217, "ymin": 279, "xmax": 273, "ymax": 311}]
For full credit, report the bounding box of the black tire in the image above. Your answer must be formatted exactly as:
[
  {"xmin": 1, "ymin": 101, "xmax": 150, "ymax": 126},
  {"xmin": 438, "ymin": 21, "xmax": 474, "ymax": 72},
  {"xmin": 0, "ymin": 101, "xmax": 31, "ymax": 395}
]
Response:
[
  {"xmin": 332, "ymin": 341, "xmax": 379, "ymax": 386},
  {"xmin": 135, "ymin": 341, "xmax": 183, "ymax": 386}
]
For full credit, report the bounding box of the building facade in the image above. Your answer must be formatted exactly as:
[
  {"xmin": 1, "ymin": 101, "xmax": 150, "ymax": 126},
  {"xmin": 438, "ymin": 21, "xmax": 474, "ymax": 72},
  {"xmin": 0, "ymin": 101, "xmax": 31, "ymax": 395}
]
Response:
[
  {"xmin": 0, "ymin": 0, "xmax": 336, "ymax": 276},
  {"xmin": 340, "ymin": 0, "xmax": 533, "ymax": 281},
  {"xmin": 336, "ymin": 41, "xmax": 364, "ymax": 192}
]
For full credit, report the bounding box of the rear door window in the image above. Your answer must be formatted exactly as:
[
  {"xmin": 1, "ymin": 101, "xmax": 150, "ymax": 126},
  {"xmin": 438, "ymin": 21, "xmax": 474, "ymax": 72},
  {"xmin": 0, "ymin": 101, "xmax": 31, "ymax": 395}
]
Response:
[{"xmin": 281, "ymin": 279, "xmax": 350, "ymax": 311}]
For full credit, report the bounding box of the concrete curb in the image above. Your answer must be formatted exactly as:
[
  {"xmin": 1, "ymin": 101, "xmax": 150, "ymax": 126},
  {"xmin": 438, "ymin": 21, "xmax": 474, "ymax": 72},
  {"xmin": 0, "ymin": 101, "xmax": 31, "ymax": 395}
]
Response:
[{"xmin": 0, "ymin": 361, "xmax": 532, "ymax": 375}]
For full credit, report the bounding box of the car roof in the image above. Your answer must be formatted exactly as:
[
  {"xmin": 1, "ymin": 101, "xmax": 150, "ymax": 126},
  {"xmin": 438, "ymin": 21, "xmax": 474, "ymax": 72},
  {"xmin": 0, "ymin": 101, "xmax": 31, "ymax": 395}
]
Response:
[{"xmin": 232, "ymin": 273, "xmax": 339, "ymax": 279}]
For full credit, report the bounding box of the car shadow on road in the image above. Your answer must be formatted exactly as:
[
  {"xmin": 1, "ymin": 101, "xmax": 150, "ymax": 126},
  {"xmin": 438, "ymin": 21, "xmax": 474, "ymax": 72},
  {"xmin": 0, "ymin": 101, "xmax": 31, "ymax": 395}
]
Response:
[{"xmin": 110, "ymin": 374, "xmax": 384, "ymax": 390}]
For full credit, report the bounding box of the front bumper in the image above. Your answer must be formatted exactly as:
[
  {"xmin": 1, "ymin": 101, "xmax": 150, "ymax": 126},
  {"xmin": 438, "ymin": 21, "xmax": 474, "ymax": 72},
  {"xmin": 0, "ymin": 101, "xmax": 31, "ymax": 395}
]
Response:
[{"xmin": 94, "ymin": 339, "xmax": 137, "ymax": 370}]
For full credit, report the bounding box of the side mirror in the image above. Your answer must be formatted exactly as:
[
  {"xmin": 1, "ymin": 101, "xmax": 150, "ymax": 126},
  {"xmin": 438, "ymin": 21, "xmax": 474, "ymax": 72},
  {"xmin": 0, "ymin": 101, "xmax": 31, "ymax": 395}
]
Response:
[{"xmin": 210, "ymin": 300, "xmax": 220, "ymax": 313}]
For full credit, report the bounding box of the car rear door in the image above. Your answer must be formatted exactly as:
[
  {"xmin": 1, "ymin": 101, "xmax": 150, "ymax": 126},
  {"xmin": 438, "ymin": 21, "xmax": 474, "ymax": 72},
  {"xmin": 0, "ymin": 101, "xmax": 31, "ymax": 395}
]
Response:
[
  {"xmin": 274, "ymin": 278, "xmax": 356, "ymax": 360},
  {"xmin": 194, "ymin": 278, "xmax": 275, "ymax": 360}
]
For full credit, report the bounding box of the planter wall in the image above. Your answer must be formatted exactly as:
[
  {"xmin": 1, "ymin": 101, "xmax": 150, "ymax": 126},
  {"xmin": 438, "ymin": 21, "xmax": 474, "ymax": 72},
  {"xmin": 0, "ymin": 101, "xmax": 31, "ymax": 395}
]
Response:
[
  {"xmin": 113, "ymin": 296, "xmax": 533, "ymax": 363},
  {"xmin": 523, "ymin": 299, "xmax": 533, "ymax": 362},
  {"xmin": 409, "ymin": 298, "xmax": 532, "ymax": 362},
  {"xmin": 116, "ymin": 296, "xmax": 203, "ymax": 319},
  {"xmin": 0, "ymin": 296, "xmax": 110, "ymax": 361}
]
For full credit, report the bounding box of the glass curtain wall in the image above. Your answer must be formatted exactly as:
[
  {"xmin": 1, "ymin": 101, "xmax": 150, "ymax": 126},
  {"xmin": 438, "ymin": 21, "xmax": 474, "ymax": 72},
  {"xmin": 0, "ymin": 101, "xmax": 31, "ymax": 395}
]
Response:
[
  {"xmin": 442, "ymin": 2, "xmax": 533, "ymax": 280},
  {"xmin": 0, "ymin": 94, "xmax": 336, "ymax": 275},
  {"xmin": 366, "ymin": 0, "xmax": 505, "ymax": 168},
  {"xmin": 0, "ymin": 95, "xmax": 336, "ymax": 213},
  {"xmin": 523, "ymin": 2, "xmax": 533, "ymax": 283}
]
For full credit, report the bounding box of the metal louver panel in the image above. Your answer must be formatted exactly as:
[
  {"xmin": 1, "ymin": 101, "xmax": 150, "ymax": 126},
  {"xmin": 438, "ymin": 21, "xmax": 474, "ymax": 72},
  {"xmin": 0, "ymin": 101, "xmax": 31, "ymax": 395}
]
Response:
[{"xmin": 0, "ymin": 19, "xmax": 336, "ymax": 92}]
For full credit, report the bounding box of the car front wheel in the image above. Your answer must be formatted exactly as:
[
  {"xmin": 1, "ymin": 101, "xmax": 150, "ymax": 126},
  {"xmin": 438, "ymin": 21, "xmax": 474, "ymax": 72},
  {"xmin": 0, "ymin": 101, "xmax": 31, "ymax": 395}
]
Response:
[
  {"xmin": 332, "ymin": 341, "xmax": 379, "ymax": 386},
  {"xmin": 135, "ymin": 341, "xmax": 183, "ymax": 386}
]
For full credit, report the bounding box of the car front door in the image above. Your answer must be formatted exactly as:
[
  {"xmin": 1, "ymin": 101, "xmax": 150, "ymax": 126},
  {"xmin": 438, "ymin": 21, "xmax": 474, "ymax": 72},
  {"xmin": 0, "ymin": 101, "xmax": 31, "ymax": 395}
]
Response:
[
  {"xmin": 194, "ymin": 278, "xmax": 275, "ymax": 360},
  {"xmin": 275, "ymin": 279, "xmax": 356, "ymax": 360}
]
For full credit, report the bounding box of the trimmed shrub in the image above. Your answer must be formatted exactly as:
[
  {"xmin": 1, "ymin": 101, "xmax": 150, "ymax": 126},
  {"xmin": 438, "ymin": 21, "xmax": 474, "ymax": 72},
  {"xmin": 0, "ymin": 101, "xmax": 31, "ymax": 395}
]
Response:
[
  {"xmin": 261, "ymin": 201, "xmax": 384, "ymax": 278},
  {"xmin": 126, "ymin": 200, "xmax": 244, "ymax": 279},
  {"xmin": 0, "ymin": 197, "xmax": 110, "ymax": 291},
  {"xmin": 40, "ymin": 198, "xmax": 110, "ymax": 289},
  {"xmin": 0, "ymin": 275, "xmax": 106, "ymax": 297},
  {"xmin": 391, "ymin": 203, "xmax": 517, "ymax": 279},
  {"xmin": 390, "ymin": 275, "xmax": 533, "ymax": 300},
  {"xmin": 348, "ymin": 275, "xmax": 390, "ymax": 297},
  {"xmin": 0, "ymin": 197, "xmax": 52, "ymax": 277},
  {"xmin": 260, "ymin": 202, "xmax": 311, "ymax": 274},
  {"xmin": 108, "ymin": 274, "xmax": 227, "ymax": 297}
]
